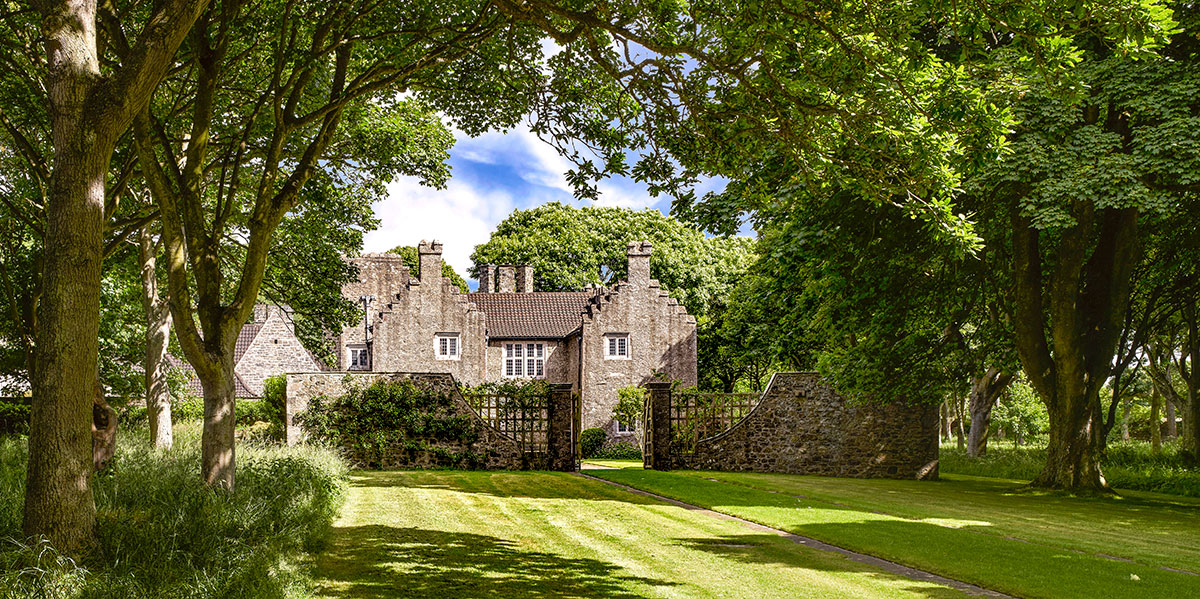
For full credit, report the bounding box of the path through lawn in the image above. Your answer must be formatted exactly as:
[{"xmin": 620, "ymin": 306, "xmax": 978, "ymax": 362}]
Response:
[{"xmin": 312, "ymin": 470, "xmax": 977, "ymax": 598}]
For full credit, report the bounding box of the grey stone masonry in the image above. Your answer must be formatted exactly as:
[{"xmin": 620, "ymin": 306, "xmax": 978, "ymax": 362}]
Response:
[
  {"xmin": 515, "ymin": 264, "xmax": 534, "ymax": 293},
  {"xmin": 478, "ymin": 264, "xmax": 496, "ymax": 293},
  {"xmin": 649, "ymin": 373, "xmax": 939, "ymax": 480},
  {"xmin": 497, "ymin": 265, "xmax": 516, "ymax": 293},
  {"xmin": 335, "ymin": 240, "xmax": 698, "ymax": 438},
  {"xmin": 579, "ymin": 241, "xmax": 697, "ymax": 432},
  {"xmin": 643, "ymin": 381, "xmax": 671, "ymax": 470},
  {"xmin": 546, "ymin": 383, "xmax": 578, "ymax": 471}
]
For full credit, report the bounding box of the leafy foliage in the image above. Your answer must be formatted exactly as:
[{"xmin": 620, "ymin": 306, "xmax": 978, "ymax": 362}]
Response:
[
  {"xmin": 991, "ymin": 378, "xmax": 1050, "ymax": 444},
  {"xmin": 470, "ymin": 202, "xmax": 755, "ymax": 317},
  {"xmin": 299, "ymin": 379, "xmax": 488, "ymax": 468},
  {"xmin": 613, "ymin": 386, "xmax": 644, "ymax": 431},
  {"xmin": 592, "ymin": 442, "xmax": 641, "ymax": 460},
  {"xmin": 580, "ymin": 428, "xmax": 607, "ymax": 459}
]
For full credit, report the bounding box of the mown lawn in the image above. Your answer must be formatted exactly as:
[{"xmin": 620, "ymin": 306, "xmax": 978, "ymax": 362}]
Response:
[
  {"xmin": 586, "ymin": 466, "xmax": 1200, "ymax": 599},
  {"xmin": 312, "ymin": 470, "xmax": 978, "ymax": 598}
]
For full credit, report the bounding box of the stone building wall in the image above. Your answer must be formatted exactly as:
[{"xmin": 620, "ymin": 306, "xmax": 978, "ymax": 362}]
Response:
[
  {"xmin": 338, "ymin": 243, "xmax": 488, "ymax": 384},
  {"xmin": 236, "ymin": 308, "xmax": 322, "ymax": 397},
  {"xmin": 674, "ymin": 372, "xmax": 939, "ymax": 480},
  {"xmin": 484, "ymin": 339, "xmax": 574, "ymax": 386},
  {"xmin": 579, "ymin": 241, "xmax": 697, "ymax": 432}
]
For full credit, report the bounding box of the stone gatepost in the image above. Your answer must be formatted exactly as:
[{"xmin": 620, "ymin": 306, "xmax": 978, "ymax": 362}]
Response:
[
  {"xmin": 643, "ymin": 381, "xmax": 672, "ymax": 470},
  {"xmin": 547, "ymin": 383, "xmax": 577, "ymax": 472}
]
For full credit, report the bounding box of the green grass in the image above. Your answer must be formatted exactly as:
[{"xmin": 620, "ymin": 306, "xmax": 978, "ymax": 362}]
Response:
[
  {"xmin": 585, "ymin": 466, "xmax": 1200, "ymax": 599},
  {"xmin": 313, "ymin": 470, "xmax": 978, "ymax": 598},
  {"xmin": 0, "ymin": 424, "xmax": 347, "ymax": 598},
  {"xmin": 939, "ymin": 440, "xmax": 1200, "ymax": 497}
]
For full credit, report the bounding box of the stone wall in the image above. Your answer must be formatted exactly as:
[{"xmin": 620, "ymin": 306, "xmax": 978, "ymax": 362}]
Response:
[
  {"xmin": 285, "ymin": 372, "xmax": 577, "ymax": 471},
  {"xmin": 339, "ymin": 243, "xmax": 488, "ymax": 383},
  {"xmin": 236, "ymin": 308, "xmax": 322, "ymax": 396},
  {"xmin": 578, "ymin": 241, "xmax": 697, "ymax": 432},
  {"xmin": 658, "ymin": 373, "xmax": 939, "ymax": 480}
]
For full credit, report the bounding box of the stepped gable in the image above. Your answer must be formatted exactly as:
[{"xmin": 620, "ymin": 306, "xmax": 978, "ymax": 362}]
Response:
[{"xmin": 469, "ymin": 291, "xmax": 592, "ymax": 338}]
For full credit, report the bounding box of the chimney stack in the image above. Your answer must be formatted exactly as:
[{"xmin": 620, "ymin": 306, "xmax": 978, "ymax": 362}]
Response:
[
  {"xmin": 477, "ymin": 264, "xmax": 496, "ymax": 293},
  {"xmin": 626, "ymin": 240, "xmax": 652, "ymax": 287},
  {"xmin": 497, "ymin": 265, "xmax": 516, "ymax": 293},
  {"xmin": 417, "ymin": 240, "xmax": 443, "ymax": 284},
  {"xmin": 515, "ymin": 264, "xmax": 534, "ymax": 293}
]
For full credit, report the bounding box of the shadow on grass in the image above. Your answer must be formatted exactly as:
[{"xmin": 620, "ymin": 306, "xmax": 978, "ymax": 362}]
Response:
[{"xmin": 315, "ymin": 525, "xmax": 672, "ymax": 599}]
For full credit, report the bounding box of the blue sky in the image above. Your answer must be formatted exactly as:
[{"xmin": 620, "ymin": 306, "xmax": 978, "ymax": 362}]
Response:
[{"xmin": 362, "ymin": 124, "xmax": 691, "ymax": 289}]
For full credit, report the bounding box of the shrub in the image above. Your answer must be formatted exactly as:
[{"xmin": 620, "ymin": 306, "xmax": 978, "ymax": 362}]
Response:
[
  {"xmin": 172, "ymin": 396, "xmax": 205, "ymax": 423},
  {"xmin": 299, "ymin": 378, "xmax": 490, "ymax": 468},
  {"xmin": 593, "ymin": 441, "xmax": 641, "ymax": 460},
  {"xmin": 0, "ymin": 399, "xmax": 30, "ymax": 435},
  {"xmin": 0, "ymin": 428, "xmax": 347, "ymax": 598},
  {"xmin": 613, "ymin": 386, "xmax": 644, "ymax": 431},
  {"xmin": 580, "ymin": 428, "xmax": 606, "ymax": 458}
]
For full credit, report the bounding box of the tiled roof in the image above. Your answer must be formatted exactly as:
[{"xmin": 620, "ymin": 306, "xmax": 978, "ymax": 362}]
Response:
[
  {"xmin": 234, "ymin": 323, "xmax": 263, "ymax": 363},
  {"xmin": 166, "ymin": 325, "xmax": 266, "ymax": 399},
  {"xmin": 166, "ymin": 355, "xmax": 259, "ymax": 399},
  {"xmin": 470, "ymin": 292, "xmax": 591, "ymax": 338}
]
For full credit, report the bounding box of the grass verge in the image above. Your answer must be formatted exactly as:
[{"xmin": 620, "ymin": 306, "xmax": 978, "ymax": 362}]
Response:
[
  {"xmin": 585, "ymin": 466, "xmax": 1200, "ymax": 599},
  {"xmin": 314, "ymin": 469, "xmax": 979, "ymax": 598},
  {"xmin": 939, "ymin": 440, "xmax": 1200, "ymax": 497},
  {"xmin": 0, "ymin": 424, "xmax": 347, "ymax": 598}
]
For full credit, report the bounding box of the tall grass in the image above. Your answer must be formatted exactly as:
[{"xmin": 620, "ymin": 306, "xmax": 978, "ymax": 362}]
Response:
[
  {"xmin": 939, "ymin": 440, "xmax": 1200, "ymax": 497},
  {"xmin": 0, "ymin": 423, "xmax": 347, "ymax": 598}
]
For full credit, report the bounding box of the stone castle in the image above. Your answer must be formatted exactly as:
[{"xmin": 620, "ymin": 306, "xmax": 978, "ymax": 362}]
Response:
[{"xmin": 335, "ymin": 240, "xmax": 697, "ymax": 434}]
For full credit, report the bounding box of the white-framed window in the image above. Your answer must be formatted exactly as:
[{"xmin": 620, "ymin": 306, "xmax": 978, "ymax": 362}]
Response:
[
  {"xmin": 347, "ymin": 345, "xmax": 370, "ymax": 370},
  {"xmin": 435, "ymin": 333, "xmax": 460, "ymax": 360},
  {"xmin": 504, "ymin": 342, "xmax": 545, "ymax": 378},
  {"xmin": 616, "ymin": 419, "xmax": 636, "ymax": 433},
  {"xmin": 605, "ymin": 334, "xmax": 630, "ymax": 359}
]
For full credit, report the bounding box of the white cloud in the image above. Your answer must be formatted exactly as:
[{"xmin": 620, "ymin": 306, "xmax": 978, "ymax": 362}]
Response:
[
  {"xmin": 362, "ymin": 177, "xmax": 518, "ymax": 281},
  {"xmin": 365, "ymin": 123, "xmax": 685, "ymax": 286}
]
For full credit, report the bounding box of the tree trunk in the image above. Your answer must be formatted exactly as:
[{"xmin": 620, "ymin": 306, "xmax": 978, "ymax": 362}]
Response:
[
  {"xmin": 1120, "ymin": 396, "xmax": 1131, "ymax": 442},
  {"xmin": 1010, "ymin": 205, "xmax": 1136, "ymax": 494},
  {"xmin": 24, "ymin": 2, "xmax": 107, "ymax": 552},
  {"xmin": 1151, "ymin": 386, "xmax": 1162, "ymax": 453},
  {"xmin": 1165, "ymin": 400, "xmax": 1177, "ymax": 438},
  {"xmin": 200, "ymin": 362, "xmax": 237, "ymax": 488},
  {"xmin": 1183, "ymin": 306, "xmax": 1199, "ymax": 455},
  {"xmin": 139, "ymin": 228, "xmax": 173, "ymax": 449},
  {"xmin": 1031, "ymin": 379, "xmax": 1108, "ymax": 491},
  {"xmin": 967, "ymin": 367, "xmax": 1013, "ymax": 457},
  {"xmin": 953, "ymin": 396, "xmax": 966, "ymax": 451},
  {"xmin": 940, "ymin": 401, "xmax": 952, "ymax": 442}
]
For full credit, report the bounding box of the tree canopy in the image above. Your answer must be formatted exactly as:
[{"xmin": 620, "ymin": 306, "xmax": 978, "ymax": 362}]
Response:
[{"xmin": 470, "ymin": 202, "xmax": 756, "ymax": 317}]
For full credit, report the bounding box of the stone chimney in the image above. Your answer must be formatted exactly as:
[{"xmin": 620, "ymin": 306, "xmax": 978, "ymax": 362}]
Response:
[
  {"xmin": 477, "ymin": 264, "xmax": 496, "ymax": 293},
  {"xmin": 253, "ymin": 303, "xmax": 295, "ymax": 333},
  {"xmin": 417, "ymin": 240, "xmax": 443, "ymax": 283},
  {"xmin": 515, "ymin": 264, "xmax": 534, "ymax": 293},
  {"xmin": 497, "ymin": 265, "xmax": 516, "ymax": 293},
  {"xmin": 626, "ymin": 240, "xmax": 652, "ymax": 287}
]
